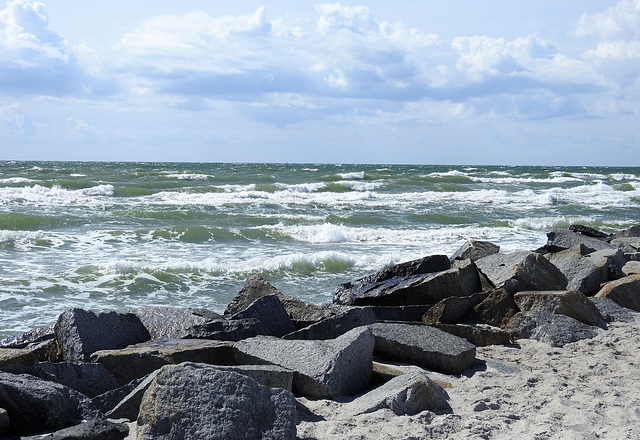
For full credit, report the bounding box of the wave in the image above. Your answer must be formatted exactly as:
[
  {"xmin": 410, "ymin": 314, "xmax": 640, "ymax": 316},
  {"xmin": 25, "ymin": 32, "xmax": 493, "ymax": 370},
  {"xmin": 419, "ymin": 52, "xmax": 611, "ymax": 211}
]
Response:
[{"xmin": 166, "ymin": 173, "xmax": 211, "ymax": 181}]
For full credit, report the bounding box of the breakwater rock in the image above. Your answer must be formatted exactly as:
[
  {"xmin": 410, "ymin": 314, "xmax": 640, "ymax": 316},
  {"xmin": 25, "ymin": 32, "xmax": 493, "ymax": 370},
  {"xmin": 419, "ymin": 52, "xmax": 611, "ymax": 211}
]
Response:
[{"xmin": 1, "ymin": 224, "xmax": 640, "ymax": 439}]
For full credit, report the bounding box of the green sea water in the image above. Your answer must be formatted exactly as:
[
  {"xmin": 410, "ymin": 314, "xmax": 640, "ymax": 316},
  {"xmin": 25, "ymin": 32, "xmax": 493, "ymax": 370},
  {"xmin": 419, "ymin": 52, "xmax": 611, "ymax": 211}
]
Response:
[{"xmin": 1, "ymin": 161, "xmax": 638, "ymax": 337}]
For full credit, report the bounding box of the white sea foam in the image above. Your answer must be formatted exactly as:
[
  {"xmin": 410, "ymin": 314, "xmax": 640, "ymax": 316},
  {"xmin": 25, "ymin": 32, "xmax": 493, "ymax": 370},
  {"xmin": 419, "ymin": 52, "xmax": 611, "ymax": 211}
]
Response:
[
  {"xmin": 167, "ymin": 173, "xmax": 210, "ymax": 180},
  {"xmin": 337, "ymin": 171, "xmax": 365, "ymax": 179}
]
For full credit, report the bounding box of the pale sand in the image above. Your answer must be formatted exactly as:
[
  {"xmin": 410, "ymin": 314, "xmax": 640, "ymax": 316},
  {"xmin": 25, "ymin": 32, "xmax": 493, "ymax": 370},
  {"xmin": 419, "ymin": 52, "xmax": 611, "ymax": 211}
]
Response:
[{"xmin": 297, "ymin": 313, "xmax": 640, "ymax": 440}]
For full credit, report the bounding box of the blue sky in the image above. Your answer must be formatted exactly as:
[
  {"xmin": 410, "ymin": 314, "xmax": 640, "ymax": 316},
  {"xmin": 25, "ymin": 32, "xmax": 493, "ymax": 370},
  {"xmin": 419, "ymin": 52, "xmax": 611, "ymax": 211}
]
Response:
[{"xmin": 0, "ymin": 0, "xmax": 639, "ymax": 165}]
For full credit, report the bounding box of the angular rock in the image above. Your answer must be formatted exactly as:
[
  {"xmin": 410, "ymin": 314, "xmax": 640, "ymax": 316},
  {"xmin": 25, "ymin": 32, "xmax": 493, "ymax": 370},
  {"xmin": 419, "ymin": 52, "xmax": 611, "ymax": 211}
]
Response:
[
  {"xmin": 92, "ymin": 371, "xmax": 158, "ymax": 421},
  {"xmin": 224, "ymin": 275, "xmax": 284, "ymax": 316},
  {"xmin": 38, "ymin": 362, "xmax": 119, "ymax": 398},
  {"xmin": 0, "ymin": 371, "xmax": 101, "ymax": 437},
  {"xmin": 622, "ymin": 260, "xmax": 640, "ymax": 276},
  {"xmin": 586, "ymin": 248, "xmax": 627, "ymax": 280},
  {"xmin": 569, "ymin": 224, "xmax": 612, "ymax": 240},
  {"xmin": 616, "ymin": 224, "xmax": 640, "ymax": 238},
  {"xmin": 590, "ymin": 297, "xmax": 638, "ymax": 323},
  {"xmin": 232, "ymin": 294, "xmax": 296, "ymax": 337},
  {"xmin": 234, "ymin": 326, "xmax": 374, "ymax": 399},
  {"xmin": 513, "ymin": 290, "xmax": 607, "ymax": 329},
  {"xmin": 468, "ymin": 288, "xmax": 518, "ymax": 329},
  {"xmin": 0, "ymin": 408, "xmax": 8, "ymax": 438},
  {"xmin": 544, "ymin": 229, "xmax": 613, "ymax": 253},
  {"xmin": 475, "ymin": 251, "xmax": 567, "ymax": 291},
  {"xmin": 506, "ymin": 311, "xmax": 604, "ymax": 347},
  {"xmin": 610, "ymin": 236, "xmax": 640, "ymax": 257},
  {"xmin": 341, "ymin": 255, "xmax": 452, "ymax": 288},
  {"xmin": 136, "ymin": 363, "xmax": 297, "ymax": 440},
  {"xmin": 54, "ymin": 308, "xmax": 150, "ymax": 363},
  {"xmin": 429, "ymin": 323, "xmax": 512, "ymax": 346},
  {"xmin": 203, "ymin": 364, "xmax": 294, "ymax": 392},
  {"xmin": 0, "ymin": 348, "xmax": 39, "ymax": 375},
  {"xmin": 0, "ymin": 326, "xmax": 54, "ymax": 349},
  {"xmin": 283, "ymin": 307, "xmax": 375, "ymax": 340},
  {"xmin": 91, "ymin": 338, "xmax": 236, "ymax": 386},
  {"xmin": 183, "ymin": 318, "xmax": 261, "ymax": 341},
  {"xmin": 450, "ymin": 240, "xmax": 500, "ymax": 262},
  {"xmin": 343, "ymin": 370, "xmax": 450, "ymax": 416},
  {"xmin": 544, "ymin": 245, "xmax": 608, "ymax": 294},
  {"xmin": 595, "ymin": 274, "xmax": 640, "ymax": 311},
  {"xmin": 422, "ymin": 292, "xmax": 490, "ymax": 324},
  {"xmin": 19, "ymin": 419, "xmax": 129, "ymax": 440},
  {"xmin": 333, "ymin": 258, "xmax": 481, "ymax": 306},
  {"xmin": 371, "ymin": 323, "xmax": 476, "ymax": 375},
  {"xmin": 365, "ymin": 305, "xmax": 431, "ymax": 322},
  {"xmin": 133, "ymin": 306, "xmax": 223, "ymax": 339}
]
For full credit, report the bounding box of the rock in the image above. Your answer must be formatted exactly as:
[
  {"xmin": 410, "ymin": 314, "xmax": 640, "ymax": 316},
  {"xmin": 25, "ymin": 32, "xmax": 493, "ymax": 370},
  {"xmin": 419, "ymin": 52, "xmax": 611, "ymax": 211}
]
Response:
[
  {"xmin": 343, "ymin": 370, "xmax": 451, "ymax": 417},
  {"xmin": 0, "ymin": 370, "xmax": 101, "ymax": 437},
  {"xmin": 234, "ymin": 326, "xmax": 374, "ymax": 399},
  {"xmin": 202, "ymin": 364, "xmax": 294, "ymax": 392},
  {"xmin": 0, "ymin": 407, "xmax": 8, "ymax": 438},
  {"xmin": 92, "ymin": 371, "xmax": 157, "ymax": 420},
  {"xmin": 91, "ymin": 338, "xmax": 236, "ymax": 386},
  {"xmin": 54, "ymin": 308, "xmax": 150, "ymax": 363},
  {"xmin": 569, "ymin": 224, "xmax": 612, "ymax": 240},
  {"xmin": 590, "ymin": 297, "xmax": 638, "ymax": 323},
  {"xmin": 182, "ymin": 318, "xmax": 261, "ymax": 341},
  {"xmin": 0, "ymin": 326, "xmax": 54, "ymax": 349},
  {"xmin": 0, "ymin": 348, "xmax": 39, "ymax": 375},
  {"xmin": 586, "ymin": 248, "xmax": 627, "ymax": 280},
  {"xmin": 365, "ymin": 305, "xmax": 432, "ymax": 322},
  {"xmin": 544, "ymin": 229, "xmax": 613, "ymax": 253},
  {"xmin": 231, "ymin": 294, "xmax": 297, "ymax": 337},
  {"xmin": 468, "ymin": 288, "xmax": 518, "ymax": 329},
  {"xmin": 133, "ymin": 306, "xmax": 223, "ymax": 339},
  {"xmin": 513, "ymin": 290, "xmax": 607, "ymax": 329},
  {"xmin": 371, "ymin": 323, "xmax": 476, "ymax": 375},
  {"xmin": 475, "ymin": 251, "xmax": 567, "ymax": 291},
  {"xmin": 610, "ymin": 236, "xmax": 640, "ymax": 256},
  {"xmin": 429, "ymin": 323, "xmax": 512, "ymax": 346},
  {"xmin": 595, "ymin": 274, "xmax": 640, "ymax": 311},
  {"xmin": 341, "ymin": 255, "xmax": 452, "ymax": 287},
  {"xmin": 38, "ymin": 362, "xmax": 119, "ymax": 398},
  {"xmin": 333, "ymin": 258, "xmax": 481, "ymax": 306},
  {"xmin": 19, "ymin": 419, "xmax": 129, "ymax": 440},
  {"xmin": 422, "ymin": 292, "xmax": 490, "ymax": 324},
  {"xmin": 283, "ymin": 307, "xmax": 375, "ymax": 340},
  {"xmin": 450, "ymin": 240, "xmax": 500, "ymax": 262},
  {"xmin": 616, "ymin": 224, "xmax": 640, "ymax": 237},
  {"xmin": 506, "ymin": 311, "xmax": 604, "ymax": 347},
  {"xmin": 136, "ymin": 363, "xmax": 297, "ymax": 440},
  {"xmin": 622, "ymin": 260, "xmax": 640, "ymax": 276},
  {"xmin": 544, "ymin": 244, "xmax": 608, "ymax": 294}
]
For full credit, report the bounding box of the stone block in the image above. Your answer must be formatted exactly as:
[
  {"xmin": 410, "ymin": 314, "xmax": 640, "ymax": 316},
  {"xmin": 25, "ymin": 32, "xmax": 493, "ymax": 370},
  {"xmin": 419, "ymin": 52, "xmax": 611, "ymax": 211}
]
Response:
[{"xmin": 513, "ymin": 290, "xmax": 607, "ymax": 329}]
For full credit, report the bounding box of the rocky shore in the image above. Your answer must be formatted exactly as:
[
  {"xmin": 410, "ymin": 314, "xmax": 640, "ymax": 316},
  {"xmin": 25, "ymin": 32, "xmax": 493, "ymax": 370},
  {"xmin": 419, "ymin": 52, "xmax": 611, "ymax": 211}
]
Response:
[{"xmin": 1, "ymin": 224, "xmax": 640, "ymax": 439}]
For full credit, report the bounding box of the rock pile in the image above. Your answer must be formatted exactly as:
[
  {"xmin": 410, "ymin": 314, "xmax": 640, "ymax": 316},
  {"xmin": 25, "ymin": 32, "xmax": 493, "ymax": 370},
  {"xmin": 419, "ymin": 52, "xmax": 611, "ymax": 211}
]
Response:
[{"xmin": 1, "ymin": 224, "xmax": 639, "ymax": 439}]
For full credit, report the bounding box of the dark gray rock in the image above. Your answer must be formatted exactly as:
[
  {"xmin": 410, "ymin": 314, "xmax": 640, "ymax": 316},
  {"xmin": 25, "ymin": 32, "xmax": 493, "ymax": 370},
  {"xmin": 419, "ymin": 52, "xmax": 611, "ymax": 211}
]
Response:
[
  {"xmin": 136, "ymin": 363, "xmax": 297, "ymax": 440},
  {"xmin": 450, "ymin": 240, "xmax": 500, "ymax": 262},
  {"xmin": 234, "ymin": 326, "xmax": 374, "ymax": 399},
  {"xmin": 616, "ymin": 224, "xmax": 640, "ymax": 238},
  {"xmin": 0, "ymin": 326, "xmax": 54, "ymax": 349},
  {"xmin": 506, "ymin": 311, "xmax": 604, "ymax": 347},
  {"xmin": 429, "ymin": 323, "xmax": 512, "ymax": 346},
  {"xmin": 231, "ymin": 294, "xmax": 296, "ymax": 337},
  {"xmin": 622, "ymin": 261, "xmax": 640, "ymax": 276},
  {"xmin": 343, "ymin": 370, "xmax": 450, "ymax": 416},
  {"xmin": 283, "ymin": 307, "xmax": 375, "ymax": 340},
  {"xmin": 422, "ymin": 292, "xmax": 490, "ymax": 324},
  {"xmin": 365, "ymin": 305, "xmax": 431, "ymax": 322},
  {"xmin": 611, "ymin": 236, "xmax": 640, "ymax": 255},
  {"xmin": 91, "ymin": 338, "xmax": 236, "ymax": 386},
  {"xmin": 475, "ymin": 251, "xmax": 567, "ymax": 291},
  {"xmin": 0, "ymin": 371, "xmax": 101, "ymax": 437},
  {"xmin": 224, "ymin": 275, "xmax": 284, "ymax": 316},
  {"xmin": 544, "ymin": 229, "xmax": 614, "ymax": 253},
  {"xmin": 92, "ymin": 372, "xmax": 157, "ymax": 420},
  {"xmin": 133, "ymin": 306, "xmax": 223, "ymax": 339},
  {"xmin": 38, "ymin": 362, "xmax": 119, "ymax": 398},
  {"xmin": 468, "ymin": 288, "xmax": 518, "ymax": 329},
  {"xmin": 333, "ymin": 259, "xmax": 481, "ymax": 306},
  {"xmin": 183, "ymin": 318, "xmax": 261, "ymax": 341},
  {"xmin": 595, "ymin": 274, "xmax": 640, "ymax": 311},
  {"xmin": 54, "ymin": 308, "xmax": 150, "ymax": 363},
  {"xmin": 513, "ymin": 290, "xmax": 607, "ymax": 329},
  {"xmin": 201, "ymin": 364, "xmax": 294, "ymax": 392},
  {"xmin": 0, "ymin": 407, "xmax": 8, "ymax": 438},
  {"xmin": 544, "ymin": 245, "xmax": 607, "ymax": 294},
  {"xmin": 569, "ymin": 224, "xmax": 612, "ymax": 240},
  {"xmin": 590, "ymin": 297, "xmax": 638, "ymax": 323},
  {"xmin": 371, "ymin": 323, "xmax": 476, "ymax": 375},
  {"xmin": 0, "ymin": 348, "xmax": 39, "ymax": 375},
  {"xmin": 19, "ymin": 419, "xmax": 129, "ymax": 440}
]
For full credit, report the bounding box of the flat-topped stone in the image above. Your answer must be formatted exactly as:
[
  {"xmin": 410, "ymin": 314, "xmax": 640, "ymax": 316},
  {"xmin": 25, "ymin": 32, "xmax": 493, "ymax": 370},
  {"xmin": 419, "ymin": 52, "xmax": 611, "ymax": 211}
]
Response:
[
  {"xmin": 595, "ymin": 274, "xmax": 640, "ymax": 312},
  {"xmin": 475, "ymin": 251, "xmax": 567, "ymax": 291},
  {"xmin": 513, "ymin": 290, "xmax": 607, "ymax": 329}
]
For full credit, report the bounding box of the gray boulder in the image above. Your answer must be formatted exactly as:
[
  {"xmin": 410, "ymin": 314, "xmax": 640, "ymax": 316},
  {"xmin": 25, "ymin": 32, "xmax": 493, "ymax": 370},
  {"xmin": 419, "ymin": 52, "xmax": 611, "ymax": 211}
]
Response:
[
  {"xmin": 468, "ymin": 288, "xmax": 518, "ymax": 329},
  {"xmin": 91, "ymin": 338, "xmax": 236, "ymax": 386},
  {"xmin": 506, "ymin": 311, "xmax": 604, "ymax": 347},
  {"xmin": 475, "ymin": 251, "xmax": 567, "ymax": 291},
  {"xmin": 622, "ymin": 260, "xmax": 640, "ymax": 276},
  {"xmin": 422, "ymin": 292, "xmax": 490, "ymax": 324},
  {"xmin": 343, "ymin": 370, "xmax": 450, "ymax": 416},
  {"xmin": 595, "ymin": 274, "xmax": 640, "ymax": 311},
  {"xmin": 133, "ymin": 306, "xmax": 223, "ymax": 339},
  {"xmin": 0, "ymin": 370, "xmax": 101, "ymax": 437},
  {"xmin": 371, "ymin": 323, "xmax": 476, "ymax": 375},
  {"xmin": 92, "ymin": 371, "xmax": 159, "ymax": 421},
  {"xmin": 19, "ymin": 419, "xmax": 129, "ymax": 440},
  {"xmin": 234, "ymin": 326, "xmax": 374, "ymax": 399},
  {"xmin": 365, "ymin": 305, "xmax": 431, "ymax": 322},
  {"xmin": 544, "ymin": 245, "xmax": 607, "ymax": 294},
  {"xmin": 38, "ymin": 362, "xmax": 120, "ymax": 398},
  {"xmin": 283, "ymin": 307, "xmax": 375, "ymax": 340},
  {"xmin": 610, "ymin": 236, "xmax": 640, "ymax": 257},
  {"xmin": 544, "ymin": 229, "xmax": 613, "ymax": 253},
  {"xmin": 0, "ymin": 348, "xmax": 39, "ymax": 375},
  {"xmin": 231, "ymin": 294, "xmax": 296, "ymax": 337},
  {"xmin": 0, "ymin": 408, "xmax": 8, "ymax": 438},
  {"xmin": 334, "ymin": 258, "xmax": 481, "ymax": 306},
  {"xmin": 513, "ymin": 290, "xmax": 607, "ymax": 329},
  {"xmin": 590, "ymin": 297, "xmax": 638, "ymax": 323},
  {"xmin": 182, "ymin": 317, "xmax": 262, "ymax": 341},
  {"xmin": 450, "ymin": 240, "xmax": 500, "ymax": 262},
  {"xmin": 616, "ymin": 224, "xmax": 640, "ymax": 238},
  {"xmin": 136, "ymin": 363, "xmax": 297, "ymax": 440},
  {"xmin": 54, "ymin": 308, "xmax": 150, "ymax": 363},
  {"xmin": 429, "ymin": 323, "xmax": 512, "ymax": 346}
]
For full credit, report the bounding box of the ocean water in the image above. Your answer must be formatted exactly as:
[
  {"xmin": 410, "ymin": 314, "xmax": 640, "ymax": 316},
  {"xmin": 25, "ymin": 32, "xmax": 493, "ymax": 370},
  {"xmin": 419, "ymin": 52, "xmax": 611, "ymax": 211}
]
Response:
[{"xmin": 1, "ymin": 161, "xmax": 639, "ymax": 337}]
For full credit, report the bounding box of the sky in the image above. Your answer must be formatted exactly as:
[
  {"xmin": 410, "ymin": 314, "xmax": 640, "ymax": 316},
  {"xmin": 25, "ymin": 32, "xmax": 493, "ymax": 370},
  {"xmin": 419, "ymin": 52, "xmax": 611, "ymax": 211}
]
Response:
[{"xmin": 0, "ymin": 0, "xmax": 639, "ymax": 165}]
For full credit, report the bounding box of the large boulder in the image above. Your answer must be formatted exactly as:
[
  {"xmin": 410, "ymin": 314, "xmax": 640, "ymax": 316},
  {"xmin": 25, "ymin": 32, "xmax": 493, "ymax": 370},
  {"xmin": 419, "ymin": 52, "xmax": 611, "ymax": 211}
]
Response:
[
  {"xmin": 234, "ymin": 326, "xmax": 374, "ymax": 399},
  {"xmin": 0, "ymin": 348, "xmax": 39, "ymax": 375},
  {"xmin": 231, "ymin": 294, "xmax": 297, "ymax": 337},
  {"xmin": 544, "ymin": 229, "xmax": 614, "ymax": 253},
  {"xmin": 429, "ymin": 323, "xmax": 512, "ymax": 347},
  {"xmin": 595, "ymin": 274, "xmax": 640, "ymax": 311},
  {"xmin": 468, "ymin": 288, "xmax": 518, "ymax": 329},
  {"xmin": 450, "ymin": 240, "xmax": 500, "ymax": 262},
  {"xmin": 136, "ymin": 363, "xmax": 297, "ymax": 440},
  {"xmin": 333, "ymin": 258, "xmax": 481, "ymax": 306},
  {"xmin": 181, "ymin": 318, "xmax": 262, "ymax": 341},
  {"xmin": 422, "ymin": 292, "xmax": 489, "ymax": 324},
  {"xmin": 513, "ymin": 290, "xmax": 607, "ymax": 329},
  {"xmin": 371, "ymin": 323, "xmax": 476, "ymax": 375},
  {"xmin": 543, "ymin": 245, "xmax": 611, "ymax": 294},
  {"xmin": 93, "ymin": 370, "xmax": 159, "ymax": 421},
  {"xmin": 0, "ymin": 371, "xmax": 102, "ymax": 437},
  {"xmin": 38, "ymin": 362, "xmax": 119, "ymax": 398},
  {"xmin": 0, "ymin": 327, "xmax": 57, "ymax": 362},
  {"xmin": 133, "ymin": 306, "xmax": 223, "ymax": 339},
  {"xmin": 506, "ymin": 311, "xmax": 605, "ymax": 347},
  {"xmin": 283, "ymin": 307, "xmax": 375, "ymax": 340},
  {"xmin": 18, "ymin": 419, "xmax": 129, "ymax": 440},
  {"xmin": 475, "ymin": 251, "xmax": 567, "ymax": 291},
  {"xmin": 54, "ymin": 308, "xmax": 150, "ymax": 363},
  {"xmin": 590, "ymin": 297, "xmax": 638, "ymax": 323},
  {"xmin": 91, "ymin": 338, "xmax": 236, "ymax": 385}
]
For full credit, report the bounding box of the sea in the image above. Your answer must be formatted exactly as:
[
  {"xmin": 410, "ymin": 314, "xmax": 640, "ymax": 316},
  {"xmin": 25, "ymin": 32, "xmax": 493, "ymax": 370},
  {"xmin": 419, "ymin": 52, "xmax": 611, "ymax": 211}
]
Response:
[{"xmin": 1, "ymin": 161, "xmax": 639, "ymax": 338}]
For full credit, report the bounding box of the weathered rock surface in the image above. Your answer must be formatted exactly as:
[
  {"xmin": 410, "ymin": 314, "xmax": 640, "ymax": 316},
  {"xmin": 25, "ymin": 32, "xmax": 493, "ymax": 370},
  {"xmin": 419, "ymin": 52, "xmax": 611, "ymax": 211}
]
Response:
[
  {"xmin": 38, "ymin": 361, "xmax": 119, "ymax": 398},
  {"xmin": 19, "ymin": 419, "xmax": 129, "ymax": 440},
  {"xmin": 569, "ymin": 224, "xmax": 612, "ymax": 240},
  {"xmin": 544, "ymin": 245, "xmax": 609, "ymax": 294},
  {"xmin": 283, "ymin": 307, "xmax": 375, "ymax": 340},
  {"xmin": 468, "ymin": 288, "xmax": 518, "ymax": 329},
  {"xmin": 231, "ymin": 294, "xmax": 297, "ymax": 337},
  {"xmin": 365, "ymin": 305, "xmax": 432, "ymax": 322},
  {"xmin": 590, "ymin": 297, "xmax": 638, "ymax": 323},
  {"xmin": 234, "ymin": 326, "xmax": 374, "ymax": 398},
  {"xmin": 0, "ymin": 407, "xmax": 9, "ymax": 438},
  {"xmin": 595, "ymin": 274, "xmax": 640, "ymax": 311},
  {"xmin": 429, "ymin": 323, "xmax": 512, "ymax": 346},
  {"xmin": 136, "ymin": 363, "xmax": 297, "ymax": 440},
  {"xmin": 544, "ymin": 229, "xmax": 614, "ymax": 253},
  {"xmin": 133, "ymin": 306, "xmax": 223, "ymax": 339},
  {"xmin": 622, "ymin": 260, "xmax": 640, "ymax": 275},
  {"xmin": 93, "ymin": 370, "xmax": 159, "ymax": 421},
  {"xmin": 450, "ymin": 240, "xmax": 500, "ymax": 262},
  {"xmin": 343, "ymin": 370, "xmax": 451, "ymax": 416},
  {"xmin": 422, "ymin": 292, "xmax": 490, "ymax": 324},
  {"xmin": 0, "ymin": 371, "xmax": 101, "ymax": 437},
  {"xmin": 0, "ymin": 348, "xmax": 39, "ymax": 375},
  {"xmin": 371, "ymin": 323, "xmax": 476, "ymax": 375},
  {"xmin": 54, "ymin": 308, "xmax": 150, "ymax": 363},
  {"xmin": 475, "ymin": 251, "xmax": 568, "ymax": 291},
  {"xmin": 513, "ymin": 290, "xmax": 607, "ymax": 329},
  {"xmin": 91, "ymin": 338, "xmax": 236, "ymax": 385},
  {"xmin": 506, "ymin": 310, "xmax": 604, "ymax": 347},
  {"xmin": 182, "ymin": 317, "xmax": 261, "ymax": 341},
  {"xmin": 334, "ymin": 258, "xmax": 481, "ymax": 306}
]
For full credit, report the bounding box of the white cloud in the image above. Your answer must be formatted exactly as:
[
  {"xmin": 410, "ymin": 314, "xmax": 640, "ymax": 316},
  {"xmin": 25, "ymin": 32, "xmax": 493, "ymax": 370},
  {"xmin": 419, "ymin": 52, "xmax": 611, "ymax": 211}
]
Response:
[{"xmin": 576, "ymin": 0, "xmax": 640, "ymax": 39}]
